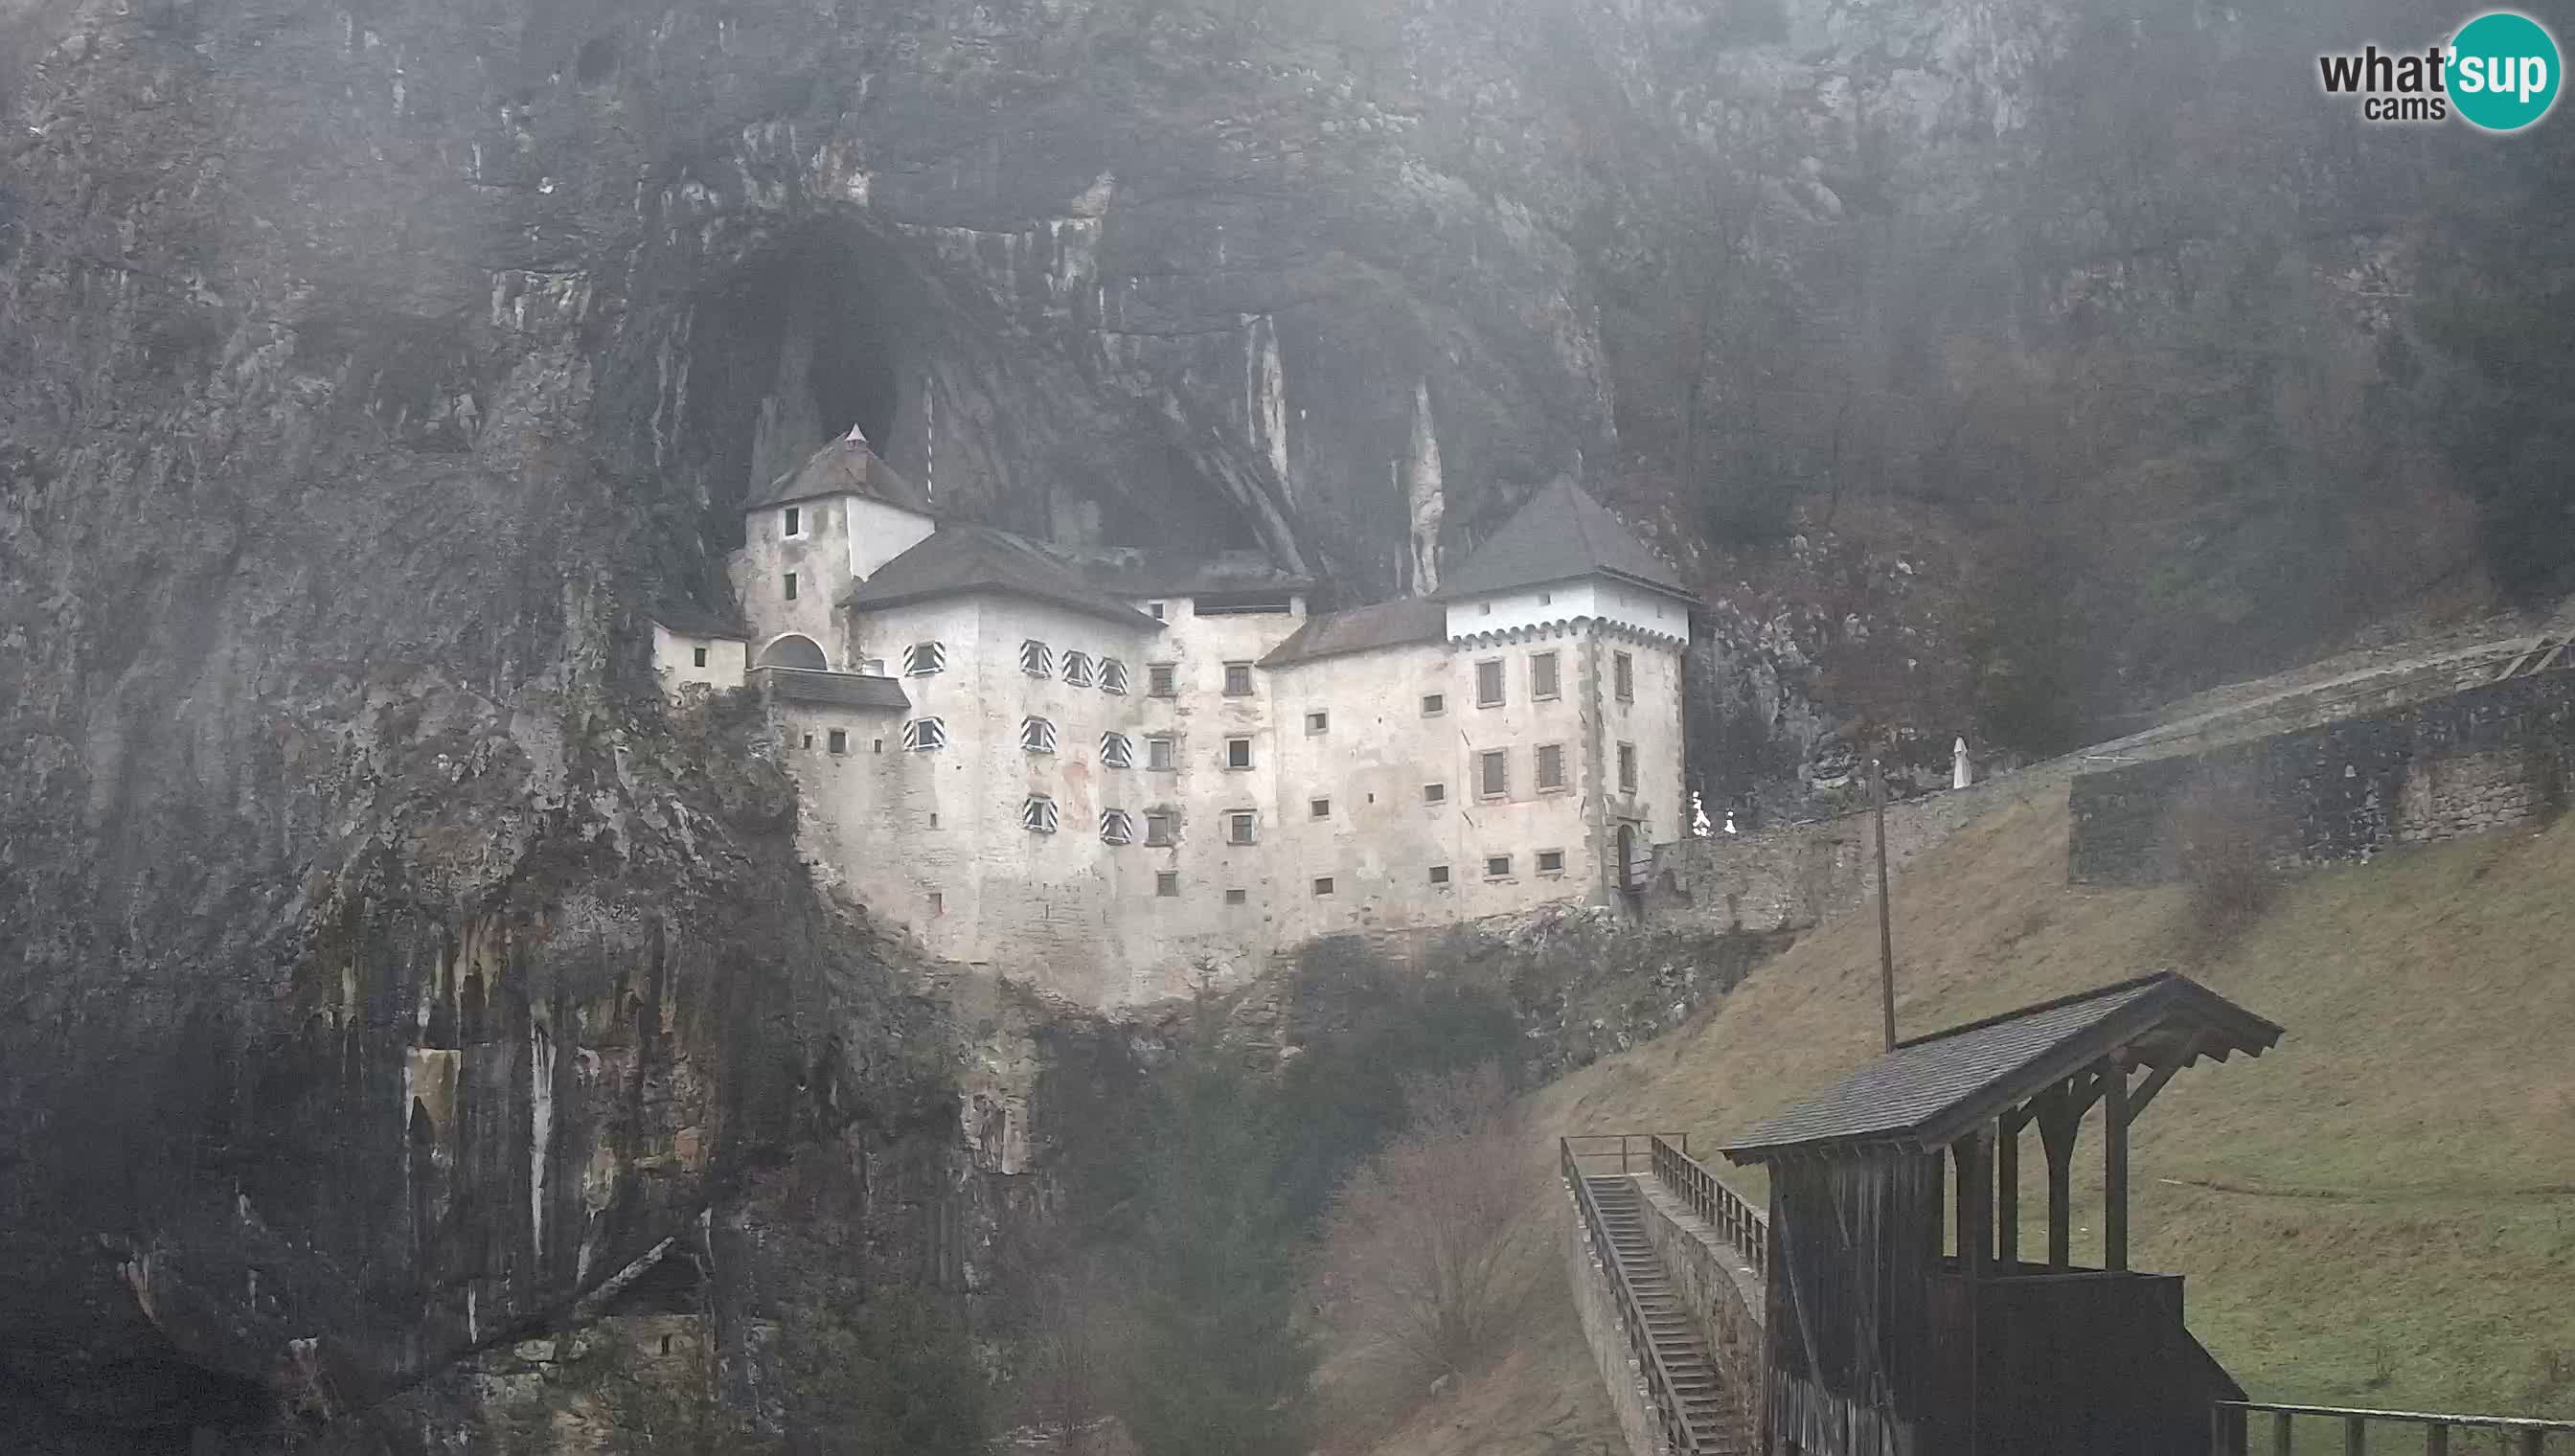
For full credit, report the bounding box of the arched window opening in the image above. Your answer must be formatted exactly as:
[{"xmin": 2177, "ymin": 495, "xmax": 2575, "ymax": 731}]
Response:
[{"xmin": 759, "ymin": 634, "xmax": 829, "ymax": 671}]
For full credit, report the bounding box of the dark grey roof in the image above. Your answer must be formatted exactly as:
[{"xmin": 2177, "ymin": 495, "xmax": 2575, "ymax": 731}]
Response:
[
  {"xmin": 748, "ymin": 434, "xmax": 933, "ymax": 514},
  {"xmin": 1437, "ymin": 478, "xmax": 1690, "ymax": 602},
  {"xmin": 1073, "ymin": 547, "xmax": 1313, "ymax": 599},
  {"xmin": 648, "ymin": 600, "xmax": 749, "ymax": 639},
  {"xmin": 840, "ymin": 526, "xmax": 1163, "ymax": 629},
  {"xmin": 751, "ymin": 667, "xmax": 911, "ymax": 712},
  {"xmin": 1719, "ymin": 973, "xmax": 2284, "ymax": 1164},
  {"xmin": 1258, "ymin": 597, "xmax": 1445, "ymax": 668}
]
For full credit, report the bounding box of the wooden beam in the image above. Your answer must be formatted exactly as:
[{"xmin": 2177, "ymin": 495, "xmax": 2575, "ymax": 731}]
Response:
[
  {"xmin": 1956, "ymin": 1127, "xmax": 1992, "ymax": 1280},
  {"xmin": 2104, "ymin": 1055, "xmax": 2131, "ymax": 1272},
  {"xmin": 1996, "ymin": 1116, "xmax": 2020, "ymax": 1267},
  {"xmin": 2127, "ymin": 1031, "xmax": 2208, "ymax": 1120}
]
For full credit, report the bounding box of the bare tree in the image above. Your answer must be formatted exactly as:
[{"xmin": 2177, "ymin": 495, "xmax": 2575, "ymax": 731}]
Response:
[{"xmin": 1318, "ymin": 1064, "xmax": 1539, "ymax": 1400}]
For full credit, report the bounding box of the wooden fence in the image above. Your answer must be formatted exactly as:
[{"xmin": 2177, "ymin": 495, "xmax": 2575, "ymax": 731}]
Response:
[{"xmin": 2215, "ymin": 1401, "xmax": 2575, "ymax": 1454}]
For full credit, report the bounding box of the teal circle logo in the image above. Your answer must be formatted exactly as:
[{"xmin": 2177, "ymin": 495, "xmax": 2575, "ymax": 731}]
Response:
[{"xmin": 2449, "ymin": 11, "xmax": 2562, "ymax": 131}]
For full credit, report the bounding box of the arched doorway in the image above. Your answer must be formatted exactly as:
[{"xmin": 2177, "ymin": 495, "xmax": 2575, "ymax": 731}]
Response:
[
  {"xmin": 1615, "ymin": 823, "xmax": 1638, "ymax": 895},
  {"xmin": 758, "ymin": 633, "xmax": 829, "ymax": 671}
]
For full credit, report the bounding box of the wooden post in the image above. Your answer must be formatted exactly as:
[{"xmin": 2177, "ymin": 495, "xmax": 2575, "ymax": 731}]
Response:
[
  {"xmin": 2038, "ymin": 1085, "xmax": 2078, "ymax": 1271},
  {"xmin": 2342, "ymin": 1414, "xmax": 2365, "ymax": 1455},
  {"xmin": 1874, "ymin": 757, "xmax": 1897, "ymax": 1052},
  {"xmin": 1957, "ymin": 1129, "xmax": 1992, "ymax": 1279},
  {"xmin": 2272, "ymin": 1409, "xmax": 2292, "ymax": 1456},
  {"xmin": 1996, "ymin": 1116, "xmax": 2020, "ymax": 1269},
  {"xmin": 2104, "ymin": 1058, "xmax": 2131, "ymax": 1272},
  {"xmin": 2423, "ymin": 1424, "xmax": 2447, "ymax": 1456}
]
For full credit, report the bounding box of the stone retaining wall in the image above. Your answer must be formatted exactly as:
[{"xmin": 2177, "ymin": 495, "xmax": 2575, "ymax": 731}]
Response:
[
  {"xmin": 1563, "ymin": 1186, "xmax": 1675, "ymax": 1456},
  {"xmin": 2069, "ymin": 670, "xmax": 2575, "ymax": 884},
  {"xmin": 1635, "ymin": 1178, "xmax": 1766, "ymax": 1438}
]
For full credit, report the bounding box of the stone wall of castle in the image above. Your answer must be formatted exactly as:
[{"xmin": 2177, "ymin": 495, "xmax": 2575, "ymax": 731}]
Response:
[{"xmin": 2067, "ymin": 670, "xmax": 2575, "ymax": 885}]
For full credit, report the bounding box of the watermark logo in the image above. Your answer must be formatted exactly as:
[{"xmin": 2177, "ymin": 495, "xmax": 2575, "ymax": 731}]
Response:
[{"xmin": 2317, "ymin": 11, "xmax": 2562, "ymax": 131}]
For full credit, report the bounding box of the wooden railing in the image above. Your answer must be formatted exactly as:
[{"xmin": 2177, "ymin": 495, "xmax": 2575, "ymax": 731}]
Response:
[
  {"xmin": 2215, "ymin": 1401, "xmax": 2575, "ymax": 1454},
  {"xmin": 1649, "ymin": 1133, "xmax": 1768, "ymax": 1282},
  {"xmin": 1561, "ymin": 1138, "xmax": 1711, "ymax": 1455},
  {"xmin": 1562, "ymin": 1130, "xmax": 1692, "ymax": 1177}
]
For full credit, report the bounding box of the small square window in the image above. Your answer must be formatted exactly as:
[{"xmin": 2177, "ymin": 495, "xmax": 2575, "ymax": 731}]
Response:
[
  {"xmin": 693, "ymin": 646, "xmax": 708, "ymax": 668},
  {"xmin": 1225, "ymin": 737, "xmax": 1253, "ymax": 770},
  {"xmin": 1020, "ymin": 639, "xmax": 1054, "ymax": 678},
  {"xmin": 903, "ymin": 642, "xmax": 946, "ymax": 676},
  {"xmin": 1533, "ymin": 651, "xmax": 1560, "ymax": 700},
  {"xmin": 1101, "ymin": 732, "xmax": 1134, "ymax": 768},
  {"xmin": 800, "ymin": 733, "xmax": 812, "ymax": 749},
  {"xmin": 1475, "ymin": 659, "xmax": 1504, "ymax": 707},
  {"xmin": 1022, "ymin": 795, "xmax": 1060, "ymax": 833},
  {"xmin": 872, "ymin": 739, "xmax": 882, "ymax": 753},
  {"xmin": 1156, "ymin": 871, "xmax": 1180, "ymax": 897},
  {"xmin": 1227, "ymin": 811, "xmax": 1257, "ymax": 846},
  {"xmin": 1614, "ymin": 651, "xmax": 1634, "ymax": 702},
  {"xmin": 1478, "ymin": 602, "xmax": 1493, "ymax": 616},
  {"xmin": 1306, "ymin": 710, "xmax": 1329, "ymax": 735},
  {"xmin": 1619, "ymin": 741, "xmax": 1638, "ymax": 794},
  {"xmin": 1479, "ymin": 749, "xmax": 1509, "ymax": 799},
  {"xmin": 1310, "ymin": 798, "xmax": 1331, "ymax": 819},
  {"xmin": 1428, "ymin": 864, "xmax": 1451, "ymax": 885},
  {"xmin": 1147, "ymin": 736, "xmax": 1176, "ymax": 772},
  {"xmin": 784, "ymin": 505, "xmax": 801, "ymax": 536},
  {"xmin": 1146, "ymin": 810, "xmax": 1176, "ymax": 847},
  {"xmin": 1149, "ymin": 663, "xmax": 1178, "ymax": 697},
  {"xmin": 1224, "ymin": 662, "xmax": 1254, "ymax": 696},
  {"xmin": 1312, "ymin": 876, "xmax": 1334, "ymax": 897},
  {"xmin": 1225, "ymin": 888, "xmax": 1248, "ymax": 905},
  {"xmin": 1100, "ymin": 658, "xmax": 1129, "ymax": 694},
  {"xmin": 827, "ymin": 729, "xmax": 848, "ymax": 755},
  {"xmin": 928, "ymin": 891, "xmax": 944, "ymax": 917},
  {"xmin": 784, "ymin": 572, "xmax": 798, "ymax": 602},
  {"xmin": 928, "ymin": 812, "xmax": 939, "ymax": 829},
  {"xmin": 1537, "ymin": 849, "xmax": 1566, "ymax": 876},
  {"xmin": 1485, "ymin": 854, "xmax": 1513, "ymax": 879},
  {"xmin": 1061, "ymin": 650, "xmax": 1095, "ymax": 688},
  {"xmin": 1100, "ymin": 809, "xmax": 1134, "ymax": 846},
  {"xmin": 1148, "ymin": 601, "xmax": 1167, "ymax": 620},
  {"xmin": 1422, "ymin": 693, "xmax": 1445, "ymax": 717},
  {"xmin": 1537, "ymin": 742, "xmax": 1566, "ymax": 792},
  {"xmin": 1424, "ymin": 782, "xmax": 1447, "ymax": 805},
  {"xmin": 1022, "ymin": 717, "xmax": 1058, "ymax": 754},
  {"xmin": 1538, "ymin": 590, "xmax": 1552, "ymax": 605}
]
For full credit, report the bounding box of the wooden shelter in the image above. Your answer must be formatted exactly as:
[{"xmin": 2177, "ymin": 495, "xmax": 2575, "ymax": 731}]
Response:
[{"xmin": 1719, "ymin": 972, "xmax": 2284, "ymax": 1456}]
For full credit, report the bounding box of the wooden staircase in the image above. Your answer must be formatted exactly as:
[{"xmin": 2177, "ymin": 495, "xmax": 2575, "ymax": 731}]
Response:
[{"xmin": 1584, "ymin": 1173, "xmax": 1752, "ymax": 1454}]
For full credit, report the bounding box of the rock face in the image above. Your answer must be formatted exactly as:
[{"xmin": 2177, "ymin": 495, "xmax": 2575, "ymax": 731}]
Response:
[{"xmin": 0, "ymin": 0, "xmax": 2484, "ymax": 1443}]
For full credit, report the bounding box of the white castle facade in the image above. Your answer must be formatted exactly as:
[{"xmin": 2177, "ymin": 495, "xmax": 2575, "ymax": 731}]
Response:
[{"xmin": 652, "ymin": 432, "xmax": 1693, "ymax": 1008}]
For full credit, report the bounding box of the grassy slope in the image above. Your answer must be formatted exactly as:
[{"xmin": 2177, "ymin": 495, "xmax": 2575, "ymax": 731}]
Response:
[{"xmin": 1364, "ymin": 793, "xmax": 2575, "ymax": 1454}]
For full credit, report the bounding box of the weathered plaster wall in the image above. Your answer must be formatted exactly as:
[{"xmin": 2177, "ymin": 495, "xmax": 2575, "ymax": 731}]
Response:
[
  {"xmin": 649, "ymin": 626, "xmax": 749, "ymax": 693},
  {"xmin": 2068, "ymin": 670, "xmax": 2575, "ymax": 885}
]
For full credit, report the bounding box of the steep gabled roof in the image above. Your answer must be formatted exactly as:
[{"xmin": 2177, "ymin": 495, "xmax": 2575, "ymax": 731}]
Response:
[
  {"xmin": 1075, "ymin": 548, "xmax": 1313, "ymax": 600},
  {"xmin": 1437, "ymin": 479, "xmax": 1690, "ymax": 602},
  {"xmin": 647, "ymin": 600, "xmax": 750, "ymax": 639},
  {"xmin": 1259, "ymin": 597, "xmax": 1445, "ymax": 668},
  {"xmin": 751, "ymin": 667, "xmax": 911, "ymax": 712},
  {"xmin": 1719, "ymin": 973, "xmax": 2284, "ymax": 1164},
  {"xmin": 748, "ymin": 433, "xmax": 933, "ymax": 514},
  {"xmin": 840, "ymin": 525, "xmax": 1163, "ymax": 629}
]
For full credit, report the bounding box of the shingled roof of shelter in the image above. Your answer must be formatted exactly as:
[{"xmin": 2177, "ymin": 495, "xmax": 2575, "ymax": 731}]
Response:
[
  {"xmin": 1719, "ymin": 972, "xmax": 2283, "ymax": 1164},
  {"xmin": 747, "ymin": 432, "xmax": 933, "ymax": 514},
  {"xmin": 1437, "ymin": 478, "xmax": 1690, "ymax": 601},
  {"xmin": 1258, "ymin": 597, "xmax": 1445, "ymax": 668},
  {"xmin": 750, "ymin": 667, "xmax": 911, "ymax": 711},
  {"xmin": 839, "ymin": 525, "xmax": 1163, "ymax": 629}
]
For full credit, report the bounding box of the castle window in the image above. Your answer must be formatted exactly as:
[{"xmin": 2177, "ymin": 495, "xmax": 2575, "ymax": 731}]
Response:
[
  {"xmin": 929, "ymin": 891, "xmax": 944, "ymax": 917},
  {"xmin": 1020, "ymin": 639, "xmax": 1053, "ymax": 678},
  {"xmin": 693, "ymin": 646, "xmax": 708, "ymax": 668},
  {"xmin": 1479, "ymin": 749, "xmax": 1509, "ymax": 800},
  {"xmin": 1100, "ymin": 658, "xmax": 1129, "ymax": 694},
  {"xmin": 1537, "ymin": 742, "xmax": 1566, "ymax": 792},
  {"xmin": 1147, "ymin": 736, "xmax": 1176, "ymax": 771},
  {"xmin": 1225, "ymin": 887, "xmax": 1247, "ymax": 905},
  {"xmin": 903, "ymin": 642, "xmax": 946, "ymax": 676},
  {"xmin": 1223, "ymin": 662, "xmax": 1254, "ymax": 696},
  {"xmin": 1614, "ymin": 651, "xmax": 1634, "ymax": 702},
  {"xmin": 1224, "ymin": 737, "xmax": 1252, "ymax": 770},
  {"xmin": 860, "ymin": 656, "xmax": 885, "ymax": 675},
  {"xmin": 1312, "ymin": 876, "xmax": 1334, "ymax": 897},
  {"xmin": 1306, "ymin": 710, "xmax": 1329, "ymax": 735},
  {"xmin": 1226, "ymin": 810, "xmax": 1257, "ymax": 846},
  {"xmin": 901, "ymin": 717, "xmax": 947, "ymax": 751},
  {"xmin": 1022, "ymin": 795, "xmax": 1060, "ymax": 833},
  {"xmin": 1532, "ymin": 651, "xmax": 1561, "ymax": 701},
  {"xmin": 1100, "ymin": 809, "xmax": 1134, "ymax": 846},
  {"xmin": 784, "ymin": 572, "xmax": 798, "ymax": 602},
  {"xmin": 1101, "ymin": 732, "xmax": 1134, "ymax": 768},
  {"xmin": 1062, "ymin": 651, "xmax": 1095, "ymax": 688},
  {"xmin": 1310, "ymin": 797, "xmax": 1331, "ymax": 819},
  {"xmin": 800, "ymin": 733, "xmax": 812, "ymax": 749},
  {"xmin": 1619, "ymin": 741, "xmax": 1638, "ymax": 794},
  {"xmin": 783, "ymin": 505, "xmax": 802, "ymax": 536},
  {"xmin": 1475, "ymin": 659, "xmax": 1504, "ymax": 707},
  {"xmin": 1149, "ymin": 663, "xmax": 1178, "ymax": 697},
  {"xmin": 1428, "ymin": 864, "xmax": 1451, "ymax": 885},
  {"xmin": 1156, "ymin": 870, "xmax": 1180, "ymax": 897},
  {"xmin": 1422, "ymin": 693, "xmax": 1445, "ymax": 717},
  {"xmin": 1148, "ymin": 601, "xmax": 1167, "ymax": 620},
  {"xmin": 1022, "ymin": 717, "xmax": 1058, "ymax": 754},
  {"xmin": 1485, "ymin": 854, "xmax": 1513, "ymax": 878},
  {"xmin": 827, "ymin": 729, "xmax": 848, "ymax": 755},
  {"xmin": 873, "ymin": 739, "xmax": 883, "ymax": 753},
  {"xmin": 1146, "ymin": 809, "xmax": 1176, "ymax": 846},
  {"xmin": 1537, "ymin": 849, "xmax": 1566, "ymax": 876},
  {"xmin": 1424, "ymin": 782, "xmax": 1447, "ymax": 805}
]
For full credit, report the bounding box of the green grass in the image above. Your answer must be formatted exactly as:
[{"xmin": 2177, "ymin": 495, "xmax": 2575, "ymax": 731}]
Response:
[{"xmin": 1443, "ymin": 793, "xmax": 2575, "ymax": 1452}]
